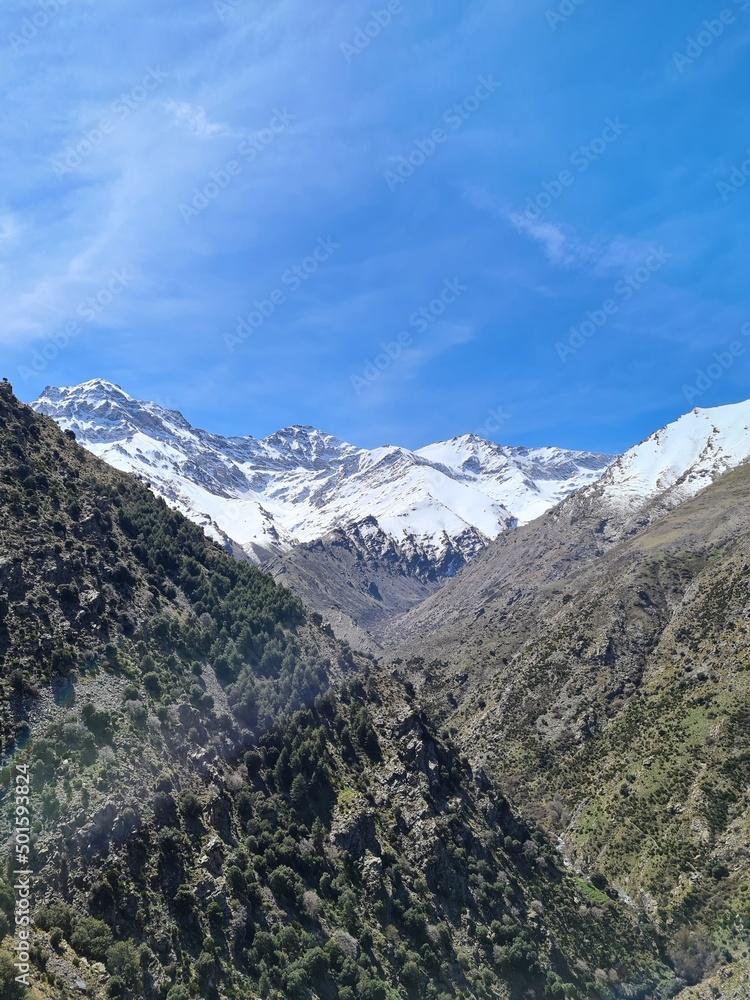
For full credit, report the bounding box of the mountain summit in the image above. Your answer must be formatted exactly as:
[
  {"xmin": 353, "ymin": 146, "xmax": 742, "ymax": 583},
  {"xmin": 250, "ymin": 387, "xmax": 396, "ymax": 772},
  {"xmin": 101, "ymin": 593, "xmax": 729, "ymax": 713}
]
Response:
[{"xmin": 591, "ymin": 399, "xmax": 750, "ymax": 514}]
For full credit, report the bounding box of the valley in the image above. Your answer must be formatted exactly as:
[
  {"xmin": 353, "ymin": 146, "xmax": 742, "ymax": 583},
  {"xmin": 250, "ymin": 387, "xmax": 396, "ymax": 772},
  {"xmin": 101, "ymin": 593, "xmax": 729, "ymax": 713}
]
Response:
[{"xmin": 1, "ymin": 379, "xmax": 749, "ymax": 998}]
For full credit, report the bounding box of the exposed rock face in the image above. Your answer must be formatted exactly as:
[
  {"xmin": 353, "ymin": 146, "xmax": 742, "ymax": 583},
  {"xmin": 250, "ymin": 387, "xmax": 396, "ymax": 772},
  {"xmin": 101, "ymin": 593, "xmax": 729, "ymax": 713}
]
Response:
[
  {"xmin": 362, "ymin": 852, "xmax": 383, "ymax": 894},
  {"xmin": 330, "ymin": 805, "xmax": 379, "ymax": 859}
]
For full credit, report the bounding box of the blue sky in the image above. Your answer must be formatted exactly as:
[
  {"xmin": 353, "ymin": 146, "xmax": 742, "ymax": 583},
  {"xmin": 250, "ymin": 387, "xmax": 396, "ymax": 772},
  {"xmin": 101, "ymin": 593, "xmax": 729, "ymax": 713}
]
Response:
[{"xmin": 2, "ymin": 0, "xmax": 749, "ymax": 453}]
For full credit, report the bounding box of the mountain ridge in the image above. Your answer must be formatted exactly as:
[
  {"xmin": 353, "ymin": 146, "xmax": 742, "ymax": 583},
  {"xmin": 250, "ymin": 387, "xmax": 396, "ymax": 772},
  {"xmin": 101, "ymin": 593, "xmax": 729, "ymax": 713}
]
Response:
[
  {"xmin": 31, "ymin": 379, "xmax": 613, "ymax": 639},
  {"xmin": 32, "ymin": 381, "xmax": 612, "ymax": 555},
  {"xmin": 383, "ymin": 397, "xmax": 750, "ymax": 655}
]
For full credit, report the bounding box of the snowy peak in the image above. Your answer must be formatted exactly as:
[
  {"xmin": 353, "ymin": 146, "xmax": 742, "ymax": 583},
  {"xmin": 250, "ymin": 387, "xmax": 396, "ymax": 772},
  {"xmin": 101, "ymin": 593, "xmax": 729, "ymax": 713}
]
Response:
[
  {"xmin": 260, "ymin": 426, "xmax": 360, "ymax": 471},
  {"xmin": 418, "ymin": 436, "xmax": 613, "ymax": 524},
  {"xmin": 32, "ymin": 380, "xmax": 614, "ymax": 576},
  {"xmin": 419, "ymin": 434, "xmax": 612, "ymax": 477},
  {"xmin": 39, "ymin": 377, "xmax": 130, "ymax": 402},
  {"xmin": 595, "ymin": 400, "xmax": 750, "ymax": 513},
  {"xmin": 35, "ymin": 380, "xmax": 198, "ymax": 446}
]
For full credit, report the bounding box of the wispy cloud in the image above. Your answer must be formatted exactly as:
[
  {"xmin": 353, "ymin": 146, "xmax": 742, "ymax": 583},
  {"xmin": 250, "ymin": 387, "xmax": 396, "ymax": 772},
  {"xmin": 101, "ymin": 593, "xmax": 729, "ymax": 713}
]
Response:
[
  {"xmin": 163, "ymin": 100, "xmax": 237, "ymax": 140},
  {"xmin": 466, "ymin": 184, "xmax": 671, "ymax": 278},
  {"xmin": 509, "ymin": 214, "xmax": 585, "ymax": 266},
  {"xmin": 465, "ymin": 185, "xmax": 594, "ymax": 267}
]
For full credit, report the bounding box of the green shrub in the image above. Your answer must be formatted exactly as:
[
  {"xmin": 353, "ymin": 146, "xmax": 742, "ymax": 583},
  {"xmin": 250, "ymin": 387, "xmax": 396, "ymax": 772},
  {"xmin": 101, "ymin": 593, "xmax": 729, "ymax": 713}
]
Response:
[
  {"xmin": 282, "ymin": 964, "xmax": 308, "ymax": 998},
  {"xmin": 401, "ymin": 959, "xmax": 422, "ymax": 989},
  {"xmin": 302, "ymin": 946, "xmax": 328, "ymax": 983},
  {"xmin": 70, "ymin": 917, "xmax": 113, "ymax": 961},
  {"xmin": 226, "ymin": 866, "xmax": 247, "ymax": 898},
  {"xmin": 207, "ymin": 901, "xmax": 227, "ymax": 928},
  {"xmin": 196, "ymin": 949, "xmax": 218, "ymax": 987},
  {"xmin": 268, "ymin": 865, "xmax": 299, "ymax": 900},
  {"xmin": 106, "ymin": 940, "xmax": 141, "ymax": 986},
  {"xmin": 0, "ymin": 883, "xmax": 14, "ymax": 924},
  {"xmin": 0, "ymin": 882, "xmax": 13, "ymax": 940},
  {"xmin": 34, "ymin": 899, "xmax": 74, "ymax": 936},
  {"xmin": 89, "ymin": 879, "xmax": 116, "ymax": 915},
  {"xmin": 173, "ymin": 885, "xmax": 197, "ymax": 915},
  {"xmin": 153, "ymin": 791, "xmax": 178, "ymax": 827},
  {"xmin": 0, "ymin": 951, "xmax": 26, "ymax": 1000},
  {"xmin": 166, "ymin": 988, "xmax": 191, "ymax": 1000},
  {"xmin": 51, "ymin": 646, "xmax": 76, "ymax": 675},
  {"xmin": 179, "ymin": 791, "xmax": 202, "ymax": 820},
  {"xmin": 106, "ymin": 976, "xmax": 127, "ymax": 998},
  {"xmin": 358, "ymin": 975, "xmax": 389, "ymax": 1000},
  {"xmin": 158, "ymin": 827, "xmax": 184, "ymax": 859},
  {"xmin": 143, "ymin": 672, "xmax": 162, "ymax": 697},
  {"xmin": 81, "ymin": 703, "xmax": 115, "ymax": 741}
]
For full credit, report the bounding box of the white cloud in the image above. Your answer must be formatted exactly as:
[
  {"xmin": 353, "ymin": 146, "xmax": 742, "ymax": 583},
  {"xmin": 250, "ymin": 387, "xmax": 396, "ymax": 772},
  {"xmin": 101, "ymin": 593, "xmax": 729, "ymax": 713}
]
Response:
[
  {"xmin": 467, "ymin": 184, "xmax": 676, "ymax": 279},
  {"xmin": 465, "ymin": 186, "xmax": 585, "ymax": 266},
  {"xmin": 163, "ymin": 100, "xmax": 235, "ymax": 140},
  {"xmin": 508, "ymin": 214, "xmax": 583, "ymax": 266}
]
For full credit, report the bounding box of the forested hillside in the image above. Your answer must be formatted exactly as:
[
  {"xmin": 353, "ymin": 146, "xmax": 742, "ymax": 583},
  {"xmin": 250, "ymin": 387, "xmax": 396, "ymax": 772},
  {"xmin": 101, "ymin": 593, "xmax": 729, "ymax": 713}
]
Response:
[{"xmin": 0, "ymin": 382, "xmax": 674, "ymax": 999}]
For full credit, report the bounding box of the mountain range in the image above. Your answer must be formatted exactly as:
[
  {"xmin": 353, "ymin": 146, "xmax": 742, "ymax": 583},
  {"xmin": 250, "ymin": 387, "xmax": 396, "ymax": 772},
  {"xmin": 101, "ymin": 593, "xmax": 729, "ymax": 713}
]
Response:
[
  {"xmin": 32, "ymin": 380, "xmax": 612, "ymax": 645},
  {"xmin": 383, "ymin": 397, "xmax": 750, "ymax": 648},
  {"xmin": 32, "ymin": 382, "xmax": 750, "ymax": 651}
]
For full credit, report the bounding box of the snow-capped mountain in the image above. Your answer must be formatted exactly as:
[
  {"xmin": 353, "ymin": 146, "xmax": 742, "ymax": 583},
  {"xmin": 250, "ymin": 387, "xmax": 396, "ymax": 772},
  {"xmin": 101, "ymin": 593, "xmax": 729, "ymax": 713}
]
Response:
[
  {"xmin": 31, "ymin": 380, "xmax": 613, "ymax": 573},
  {"xmin": 417, "ymin": 436, "xmax": 612, "ymax": 525},
  {"xmin": 383, "ymin": 399, "xmax": 750, "ymax": 654},
  {"xmin": 591, "ymin": 399, "xmax": 750, "ymax": 516}
]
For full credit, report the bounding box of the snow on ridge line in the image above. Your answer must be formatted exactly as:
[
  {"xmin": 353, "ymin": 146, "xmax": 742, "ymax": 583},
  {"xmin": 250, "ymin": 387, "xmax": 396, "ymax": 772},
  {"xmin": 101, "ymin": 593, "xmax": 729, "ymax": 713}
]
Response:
[
  {"xmin": 32, "ymin": 379, "xmax": 616, "ymax": 570},
  {"xmin": 593, "ymin": 400, "xmax": 750, "ymax": 510}
]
